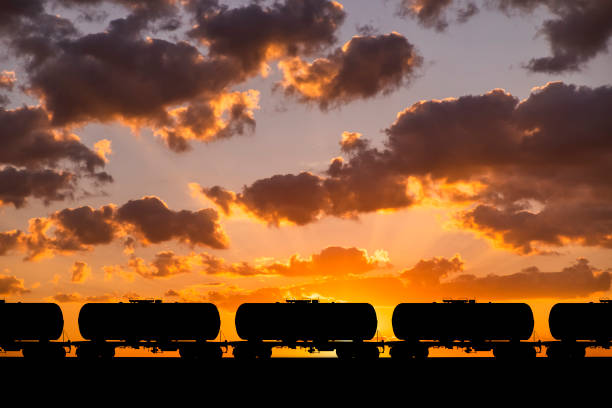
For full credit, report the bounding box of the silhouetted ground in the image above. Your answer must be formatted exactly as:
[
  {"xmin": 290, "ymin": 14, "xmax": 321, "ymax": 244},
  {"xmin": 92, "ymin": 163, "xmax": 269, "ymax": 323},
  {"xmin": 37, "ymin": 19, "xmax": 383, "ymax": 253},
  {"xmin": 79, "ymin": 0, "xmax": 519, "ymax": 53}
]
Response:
[{"xmin": 1, "ymin": 357, "xmax": 609, "ymax": 403}]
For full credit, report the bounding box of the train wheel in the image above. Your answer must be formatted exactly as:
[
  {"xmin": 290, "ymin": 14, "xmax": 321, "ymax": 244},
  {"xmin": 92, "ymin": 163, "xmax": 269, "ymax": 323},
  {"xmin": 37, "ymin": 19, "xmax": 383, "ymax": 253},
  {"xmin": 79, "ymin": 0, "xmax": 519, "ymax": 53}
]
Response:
[
  {"xmin": 413, "ymin": 346, "xmax": 429, "ymax": 360},
  {"xmin": 546, "ymin": 344, "xmax": 568, "ymax": 359},
  {"xmin": 389, "ymin": 345, "xmax": 407, "ymax": 360},
  {"xmin": 233, "ymin": 345, "xmax": 256, "ymax": 360},
  {"xmin": 179, "ymin": 345, "xmax": 196, "ymax": 359},
  {"xmin": 76, "ymin": 345, "xmax": 99, "ymax": 360},
  {"xmin": 100, "ymin": 346, "xmax": 115, "ymax": 360},
  {"xmin": 257, "ymin": 347, "xmax": 272, "ymax": 359},
  {"xmin": 336, "ymin": 346, "xmax": 353, "ymax": 360},
  {"xmin": 569, "ymin": 346, "xmax": 586, "ymax": 359},
  {"xmin": 522, "ymin": 346, "xmax": 537, "ymax": 360},
  {"xmin": 47, "ymin": 344, "xmax": 67, "ymax": 360},
  {"xmin": 22, "ymin": 346, "xmax": 38, "ymax": 359},
  {"xmin": 207, "ymin": 346, "xmax": 224, "ymax": 360},
  {"xmin": 355, "ymin": 344, "xmax": 379, "ymax": 360}
]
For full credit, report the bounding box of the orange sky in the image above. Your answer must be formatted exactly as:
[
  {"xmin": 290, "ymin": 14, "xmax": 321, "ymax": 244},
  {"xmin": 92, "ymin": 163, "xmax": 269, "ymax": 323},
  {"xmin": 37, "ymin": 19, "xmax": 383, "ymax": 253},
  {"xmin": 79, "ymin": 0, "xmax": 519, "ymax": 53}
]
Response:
[{"xmin": 1, "ymin": 0, "xmax": 612, "ymax": 357}]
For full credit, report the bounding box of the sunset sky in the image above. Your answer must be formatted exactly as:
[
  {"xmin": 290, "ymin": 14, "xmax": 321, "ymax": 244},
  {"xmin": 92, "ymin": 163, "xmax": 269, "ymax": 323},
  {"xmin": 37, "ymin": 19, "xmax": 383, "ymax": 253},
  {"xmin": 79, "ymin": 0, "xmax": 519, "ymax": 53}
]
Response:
[{"xmin": 1, "ymin": 0, "xmax": 611, "ymax": 356}]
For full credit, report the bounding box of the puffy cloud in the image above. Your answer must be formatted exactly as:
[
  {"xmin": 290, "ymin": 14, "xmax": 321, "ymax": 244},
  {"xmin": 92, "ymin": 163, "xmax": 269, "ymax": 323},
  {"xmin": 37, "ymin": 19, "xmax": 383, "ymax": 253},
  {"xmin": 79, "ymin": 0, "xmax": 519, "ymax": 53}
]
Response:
[
  {"xmin": 203, "ymin": 172, "xmax": 330, "ymax": 226},
  {"xmin": 0, "ymin": 71, "xmax": 16, "ymax": 96},
  {"xmin": 0, "ymin": 196, "xmax": 228, "ymax": 260},
  {"xmin": 437, "ymin": 258, "xmax": 611, "ymax": 299},
  {"xmin": 278, "ymin": 32, "xmax": 422, "ymax": 109},
  {"xmin": 397, "ymin": 0, "xmax": 479, "ymax": 30},
  {"xmin": 70, "ymin": 260, "xmax": 91, "ymax": 283},
  {"xmin": 498, "ymin": 0, "xmax": 612, "ymax": 72},
  {"xmin": 263, "ymin": 246, "xmax": 390, "ymax": 277},
  {"xmin": 93, "ymin": 139, "xmax": 112, "ymax": 163},
  {"xmin": 201, "ymin": 82, "xmax": 612, "ymax": 253},
  {"xmin": 164, "ymin": 289, "xmax": 180, "ymax": 297},
  {"xmin": 0, "ymin": 0, "xmax": 262, "ymax": 152},
  {"xmin": 106, "ymin": 246, "xmax": 389, "ymax": 280},
  {"xmin": 0, "ymin": 231, "xmax": 22, "ymax": 256},
  {"xmin": 202, "ymin": 166, "xmax": 414, "ymax": 226},
  {"xmin": 1, "ymin": 0, "xmax": 426, "ymax": 155},
  {"xmin": 0, "ymin": 167, "xmax": 75, "ymax": 208},
  {"xmin": 127, "ymin": 251, "xmax": 196, "ymax": 279},
  {"xmin": 201, "ymin": 246, "xmax": 389, "ymax": 277},
  {"xmin": 56, "ymin": 0, "xmax": 180, "ymax": 33},
  {"xmin": 116, "ymin": 196, "xmax": 228, "ymax": 248},
  {"xmin": 0, "ymin": 0, "xmax": 350, "ymax": 153},
  {"xmin": 0, "ymin": 106, "xmax": 111, "ymax": 207},
  {"xmin": 400, "ymin": 254, "xmax": 464, "ymax": 286},
  {"xmin": 184, "ymin": 286, "xmax": 285, "ymax": 310},
  {"xmin": 51, "ymin": 292, "xmax": 130, "ymax": 302},
  {"xmin": 0, "ymin": 106, "xmax": 106, "ymax": 172},
  {"xmin": 397, "ymin": 0, "xmax": 612, "ymax": 72},
  {"xmin": 26, "ymin": 27, "xmax": 259, "ymax": 151},
  {"xmin": 186, "ymin": 0, "xmax": 346, "ymax": 74},
  {"xmin": 200, "ymin": 253, "xmax": 261, "ymax": 277},
  {"xmin": 186, "ymin": 257, "xmax": 611, "ymax": 309},
  {"xmin": 0, "ymin": 272, "xmax": 31, "ymax": 295}
]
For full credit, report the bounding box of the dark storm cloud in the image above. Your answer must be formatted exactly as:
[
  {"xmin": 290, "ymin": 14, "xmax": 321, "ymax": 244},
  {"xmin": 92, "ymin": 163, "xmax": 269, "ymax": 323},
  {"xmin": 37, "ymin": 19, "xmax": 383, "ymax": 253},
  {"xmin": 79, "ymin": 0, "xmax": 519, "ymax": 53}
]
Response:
[
  {"xmin": 278, "ymin": 32, "xmax": 422, "ymax": 109},
  {"xmin": 0, "ymin": 196, "xmax": 228, "ymax": 260},
  {"xmin": 398, "ymin": 0, "xmax": 612, "ymax": 72},
  {"xmin": 201, "ymin": 82, "xmax": 612, "ymax": 253},
  {"xmin": 186, "ymin": 0, "xmax": 346, "ymax": 73}
]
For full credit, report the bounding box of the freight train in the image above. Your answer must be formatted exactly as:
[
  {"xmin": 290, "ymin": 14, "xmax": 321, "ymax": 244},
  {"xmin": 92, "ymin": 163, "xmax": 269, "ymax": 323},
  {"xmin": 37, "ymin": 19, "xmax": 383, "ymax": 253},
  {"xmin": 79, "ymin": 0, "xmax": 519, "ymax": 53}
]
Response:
[{"xmin": 1, "ymin": 298, "xmax": 611, "ymax": 360}]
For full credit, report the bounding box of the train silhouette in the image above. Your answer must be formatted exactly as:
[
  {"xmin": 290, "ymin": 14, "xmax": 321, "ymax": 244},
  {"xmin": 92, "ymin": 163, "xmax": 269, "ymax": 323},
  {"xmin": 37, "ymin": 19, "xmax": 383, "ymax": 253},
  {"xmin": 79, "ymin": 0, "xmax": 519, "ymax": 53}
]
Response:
[{"xmin": 1, "ymin": 298, "xmax": 611, "ymax": 360}]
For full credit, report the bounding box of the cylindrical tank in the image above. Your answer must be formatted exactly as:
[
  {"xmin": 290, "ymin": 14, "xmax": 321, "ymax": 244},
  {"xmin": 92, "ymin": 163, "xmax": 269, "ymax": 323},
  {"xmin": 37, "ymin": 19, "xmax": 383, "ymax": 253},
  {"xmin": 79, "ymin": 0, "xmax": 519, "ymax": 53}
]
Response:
[
  {"xmin": 549, "ymin": 302, "xmax": 612, "ymax": 341},
  {"xmin": 235, "ymin": 301, "xmax": 377, "ymax": 341},
  {"xmin": 0, "ymin": 302, "xmax": 64, "ymax": 341},
  {"xmin": 392, "ymin": 301, "xmax": 534, "ymax": 341},
  {"xmin": 78, "ymin": 301, "xmax": 220, "ymax": 341}
]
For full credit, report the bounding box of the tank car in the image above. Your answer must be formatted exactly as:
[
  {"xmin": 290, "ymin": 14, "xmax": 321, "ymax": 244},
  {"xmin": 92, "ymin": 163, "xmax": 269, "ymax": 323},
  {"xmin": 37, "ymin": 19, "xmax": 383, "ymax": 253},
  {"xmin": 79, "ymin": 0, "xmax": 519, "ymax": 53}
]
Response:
[
  {"xmin": 76, "ymin": 300, "xmax": 221, "ymax": 359},
  {"xmin": 233, "ymin": 300, "xmax": 379, "ymax": 359},
  {"xmin": 546, "ymin": 300, "xmax": 612, "ymax": 359},
  {"xmin": 0, "ymin": 301, "xmax": 66, "ymax": 358},
  {"xmin": 390, "ymin": 300, "xmax": 535, "ymax": 359}
]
